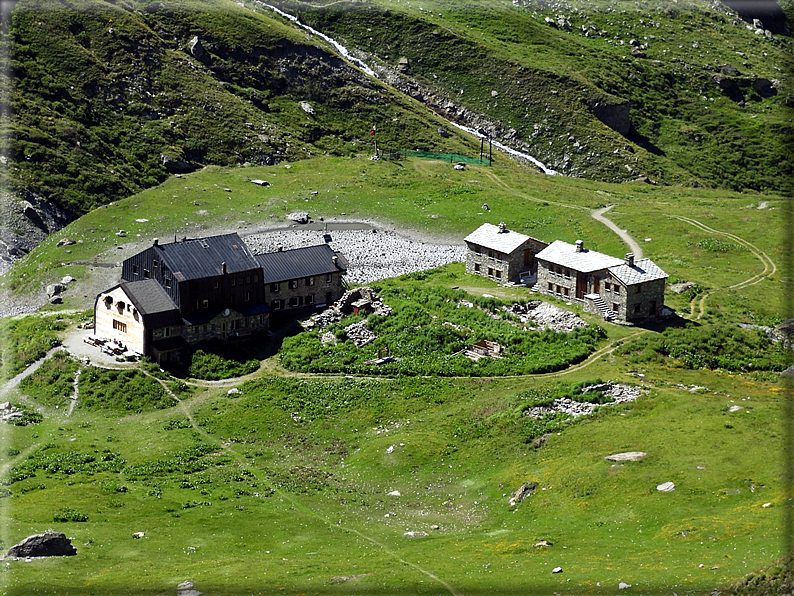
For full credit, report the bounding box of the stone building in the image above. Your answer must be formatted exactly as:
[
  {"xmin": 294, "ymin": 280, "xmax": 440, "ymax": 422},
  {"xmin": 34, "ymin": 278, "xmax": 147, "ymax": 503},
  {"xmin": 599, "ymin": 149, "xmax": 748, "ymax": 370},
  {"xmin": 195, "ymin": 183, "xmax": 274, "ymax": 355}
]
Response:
[
  {"xmin": 464, "ymin": 222, "xmax": 548, "ymax": 284},
  {"xmin": 535, "ymin": 239, "xmax": 667, "ymax": 322},
  {"xmin": 258, "ymin": 244, "xmax": 348, "ymax": 312},
  {"xmin": 94, "ymin": 233, "xmax": 347, "ymax": 362}
]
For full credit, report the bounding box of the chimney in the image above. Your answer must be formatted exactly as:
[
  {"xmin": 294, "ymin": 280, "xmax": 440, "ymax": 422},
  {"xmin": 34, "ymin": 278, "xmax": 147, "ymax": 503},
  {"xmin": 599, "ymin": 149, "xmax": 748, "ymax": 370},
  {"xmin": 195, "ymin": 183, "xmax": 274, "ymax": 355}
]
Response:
[
  {"xmin": 625, "ymin": 253, "xmax": 634, "ymax": 267},
  {"xmin": 221, "ymin": 262, "xmax": 227, "ymax": 274},
  {"xmin": 332, "ymin": 255, "xmax": 338, "ymax": 267},
  {"xmin": 498, "ymin": 222, "xmax": 506, "ymax": 233},
  {"xmin": 277, "ymin": 246, "xmax": 283, "ymax": 252},
  {"xmin": 575, "ymin": 240, "xmax": 584, "ymax": 253},
  {"xmin": 153, "ymin": 238, "xmax": 159, "ymax": 246}
]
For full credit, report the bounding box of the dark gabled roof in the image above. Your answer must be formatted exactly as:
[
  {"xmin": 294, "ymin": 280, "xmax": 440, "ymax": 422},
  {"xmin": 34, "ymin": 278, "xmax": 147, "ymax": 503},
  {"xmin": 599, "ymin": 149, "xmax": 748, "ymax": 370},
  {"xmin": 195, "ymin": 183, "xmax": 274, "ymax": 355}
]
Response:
[
  {"xmin": 119, "ymin": 279, "xmax": 183, "ymax": 328},
  {"xmin": 155, "ymin": 233, "xmax": 260, "ymax": 281},
  {"xmin": 257, "ymin": 244, "xmax": 347, "ymax": 284}
]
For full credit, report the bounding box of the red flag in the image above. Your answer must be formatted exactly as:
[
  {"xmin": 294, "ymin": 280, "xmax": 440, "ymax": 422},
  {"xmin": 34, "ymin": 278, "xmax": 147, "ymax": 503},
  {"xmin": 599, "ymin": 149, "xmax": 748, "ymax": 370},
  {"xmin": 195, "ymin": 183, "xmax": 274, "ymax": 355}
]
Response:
[{"xmin": 370, "ymin": 129, "xmax": 376, "ymax": 135}]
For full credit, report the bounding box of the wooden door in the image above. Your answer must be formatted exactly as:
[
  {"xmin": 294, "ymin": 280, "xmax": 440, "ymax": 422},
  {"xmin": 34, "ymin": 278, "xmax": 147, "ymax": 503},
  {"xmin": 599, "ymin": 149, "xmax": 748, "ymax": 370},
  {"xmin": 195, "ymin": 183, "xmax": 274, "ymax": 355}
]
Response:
[{"xmin": 576, "ymin": 272, "xmax": 586, "ymax": 299}]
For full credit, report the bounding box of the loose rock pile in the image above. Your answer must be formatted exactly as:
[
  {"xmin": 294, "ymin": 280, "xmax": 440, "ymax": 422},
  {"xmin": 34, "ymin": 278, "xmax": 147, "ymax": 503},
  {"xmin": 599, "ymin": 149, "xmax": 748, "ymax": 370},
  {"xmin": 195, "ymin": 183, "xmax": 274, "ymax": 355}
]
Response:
[
  {"xmin": 343, "ymin": 320, "xmax": 376, "ymax": 347},
  {"xmin": 303, "ymin": 287, "xmax": 391, "ymax": 332},
  {"xmin": 245, "ymin": 228, "xmax": 465, "ymax": 284},
  {"xmin": 525, "ymin": 382, "xmax": 642, "ymax": 419},
  {"xmin": 0, "ymin": 401, "xmax": 24, "ymax": 423},
  {"xmin": 504, "ymin": 301, "xmax": 588, "ymax": 333}
]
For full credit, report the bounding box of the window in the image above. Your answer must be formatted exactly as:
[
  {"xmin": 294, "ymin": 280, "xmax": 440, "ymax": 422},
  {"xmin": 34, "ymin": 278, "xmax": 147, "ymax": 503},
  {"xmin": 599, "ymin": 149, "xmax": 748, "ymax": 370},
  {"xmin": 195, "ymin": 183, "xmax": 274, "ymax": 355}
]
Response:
[
  {"xmin": 474, "ymin": 246, "xmax": 482, "ymax": 254},
  {"xmin": 474, "ymin": 263, "xmax": 481, "ymax": 272},
  {"xmin": 488, "ymin": 267, "xmax": 494, "ymax": 276},
  {"xmin": 556, "ymin": 285, "xmax": 562, "ymax": 294},
  {"xmin": 152, "ymin": 259, "xmax": 158, "ymax": 269},
  {"xmin": 164, "ymin": 327, "xmax": 171, "ymax": 337},
  {"xmin": 246, "ymin": 276, "xmax": 251, "ymax": 284},
  {"xmin": 289, "ymin": 280, "xmax": 298, "ymax": 290},
  {"xmin": 272, "ymin": 299, "xmax": 283, "ymax": 310},
  {"xmin": 289, "ymin": 296, "xmax": 301, "ymax": 308},
  {"xmin": 325, "ymin": 274, "xmax": 333, "ymax": 283},
  {"xmin": 634, "ymin": 303, "xmax": 641, "ymax": 314},
  {"xmin": 132, "ymin": 265, "xmax": 138, "ymax": 276},
  {"xmin": 259, "ymin": 315, "xmax": 267, "ymax": 324},
  {"xmin": 604, "ymin": 282, "xmax": 611, "ymax": 292},
  {"xmin": 548, "ymin": 282, "xmax": 553, "ymax": 291},
  {"xmin": 104, "ymin": 296, "xmax": 112, "ymax": 308},
  {"xmin": 232, "ymin": 278, "xmax": 236, "ymax": 287},
  {"xmin": 306, "ymin": 276, "xmax": 315, "ymax": 286},
  {"xmin": 612, "ymin": 303, "xmax": 619, "ymax": 312},
  {"xmin": 202, "ymin": 299, "xmax": 209, "ymax": 309},
  {"xmin": 636, "ymin": 285, "xmax": 642, "ymax": 293},
  {"xmin": 144, "ymin": 269, "xmax": 150, "ymax": 278},
  {"xmin": 488, "ymin": 250, "xmax": 495, "ymax": 258},
  {"xmin": 165, "ymin": 277, "xmax": 171, "ymax": 288},
  {"xmin": 116, "ymin": 300, "xmax": 126, "ymax": 313},
  {"xmin": 244, "ymin": 291, "xmax": 251, "ymax": 302},
  {"xmin": 112, "ymin": 319, "xmax": 127, "ymax": 333},
  {"xmin": 270, "ymin": 283, "xmax": 280, "ymax": 293},
  {"xmin": 306, "ymin": 294, "xmax": 314, "ymax": 304},
  {"xmin": 214, "ymin": 280, "xmax": 220, "ymax": 289},
  {"xmin": 495, "ymin": 270, "xmax": 502, "ymax": 279},
  {"xmin": 614, "ymin": 286, "xmax": 620, "ymax": 295},
  {"xmin": 563, "ymin": 287, "xmax": 569, "ymax": 296}
]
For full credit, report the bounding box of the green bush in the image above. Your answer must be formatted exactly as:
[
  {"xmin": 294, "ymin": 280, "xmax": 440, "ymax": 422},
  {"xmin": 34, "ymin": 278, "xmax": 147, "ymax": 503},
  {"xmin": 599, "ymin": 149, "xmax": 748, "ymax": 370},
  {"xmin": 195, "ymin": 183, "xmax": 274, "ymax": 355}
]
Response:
[
  {"xmin": 619, "ymin": 324, "xmax": 791, "ymax": 372},
  {"xmin": 78, "ymin": 367, "xmax": 176, "ymax": 413},
  {"xmin": 19, "ymin": 351, "xmax": 79, "ymax": 408},
  {"xmin": 187, "ymin": 349, "xmax": 260, "ymax": 380},
  {"xmin": 280, "ymin": 285, "xmax": 604, "ymax": 376},
  {"xmin": 53, "ymin": 508, "xmax": 88, "ymax": 522}
]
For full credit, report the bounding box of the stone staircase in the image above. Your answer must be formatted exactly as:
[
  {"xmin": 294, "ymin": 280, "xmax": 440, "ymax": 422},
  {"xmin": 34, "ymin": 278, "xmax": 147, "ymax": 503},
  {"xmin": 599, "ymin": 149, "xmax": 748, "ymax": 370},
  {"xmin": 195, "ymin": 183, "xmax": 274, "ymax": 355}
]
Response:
[{"xmin": 585, "ymin": 293, "xmax": 613, "ymax": 321}]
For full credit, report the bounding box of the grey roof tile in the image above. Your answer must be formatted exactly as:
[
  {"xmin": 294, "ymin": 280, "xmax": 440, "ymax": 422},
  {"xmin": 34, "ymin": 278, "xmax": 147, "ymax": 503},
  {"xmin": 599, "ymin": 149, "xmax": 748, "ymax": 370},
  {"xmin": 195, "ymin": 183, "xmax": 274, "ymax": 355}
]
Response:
[
  {"xmin": 608, "ymin": 258, "xmax": 668, "ymax": 285},
  {"xmin": 536, "ymin": 240, "xmax": 624, "ymax": 273},
  {"xmin": 257, "ymin": 244, "xmax": 347, "ymax": 284},
  {"xmin": 155, "ymin": 233, "xmax": 260, "ymax": 280},
  {"xmin": 464, "ymin": 223, "xmax": 541, "ymax": 254}
]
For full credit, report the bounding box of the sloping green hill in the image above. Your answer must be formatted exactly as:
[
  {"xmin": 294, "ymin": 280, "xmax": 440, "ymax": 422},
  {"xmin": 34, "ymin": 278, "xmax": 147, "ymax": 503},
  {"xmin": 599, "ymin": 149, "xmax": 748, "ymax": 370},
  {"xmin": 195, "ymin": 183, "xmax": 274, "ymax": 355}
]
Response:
[
  {"xmin": 2, "ymin": 0, "xmax": 477, "ymax": 217},
  {"xmin": 278, "ymin": 0, "xmax": 793, "ymax": 192}
]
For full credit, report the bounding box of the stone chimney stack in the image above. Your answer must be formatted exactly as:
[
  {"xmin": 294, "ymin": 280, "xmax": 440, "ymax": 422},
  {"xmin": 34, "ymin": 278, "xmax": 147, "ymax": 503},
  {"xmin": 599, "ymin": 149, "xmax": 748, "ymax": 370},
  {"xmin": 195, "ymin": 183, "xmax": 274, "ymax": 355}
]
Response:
[
  {"xmin": 575, "ymin": 240, "xmax": 584, "ymax": 253},
  {"xmin": 153, "ymin": 238, "xmax": 159, "ymax": 246},
  {"xmin": 625, "ymin": 253, "xmax": 634, "ymax": 267},
  {"xmin": 221, "ymin": 262, "xmax": 227, "ymax": 274},
  {"xmin": 498, "ymin": 222, "xmax": 507, "ymax": 233}
]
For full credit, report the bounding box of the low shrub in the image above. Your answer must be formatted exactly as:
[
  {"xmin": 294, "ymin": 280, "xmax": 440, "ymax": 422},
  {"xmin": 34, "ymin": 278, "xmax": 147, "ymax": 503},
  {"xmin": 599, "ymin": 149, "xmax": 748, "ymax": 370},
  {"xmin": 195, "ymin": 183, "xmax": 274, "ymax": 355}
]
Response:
[{"xmin": 53, "ymin": 508, "xmax": 88, "ymax": 522}]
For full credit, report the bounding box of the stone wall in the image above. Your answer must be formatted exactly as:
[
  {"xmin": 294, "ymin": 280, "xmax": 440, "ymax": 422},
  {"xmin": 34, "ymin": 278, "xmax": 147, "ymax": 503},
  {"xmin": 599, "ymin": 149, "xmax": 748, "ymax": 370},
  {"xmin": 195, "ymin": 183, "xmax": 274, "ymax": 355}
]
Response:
[
  {"xmin": 623, "ymin": 278, "xmax": 666, "ymax": 321},
  {"xmin": 94, "ymin": 286, "xmax": 146, "ymax": 353},
  {"xmin": 466, "ymin": 239, "xmax": 546, "ymax": 283},
  {"xmin": 265, "ymin": 272, "xmax": 345, "ymax": 312}
]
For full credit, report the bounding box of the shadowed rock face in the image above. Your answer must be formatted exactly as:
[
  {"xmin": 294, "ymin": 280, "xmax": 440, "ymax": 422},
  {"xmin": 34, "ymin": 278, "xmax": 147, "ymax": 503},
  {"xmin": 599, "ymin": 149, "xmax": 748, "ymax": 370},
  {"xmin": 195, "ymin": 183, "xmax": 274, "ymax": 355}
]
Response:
[
  {"xmin": 720, "ymin": 0, "xmax": 790, "ymax": 34},
  {"xmin": 6, "ymin": 531, "xmax": 77, "ymax": 558}
]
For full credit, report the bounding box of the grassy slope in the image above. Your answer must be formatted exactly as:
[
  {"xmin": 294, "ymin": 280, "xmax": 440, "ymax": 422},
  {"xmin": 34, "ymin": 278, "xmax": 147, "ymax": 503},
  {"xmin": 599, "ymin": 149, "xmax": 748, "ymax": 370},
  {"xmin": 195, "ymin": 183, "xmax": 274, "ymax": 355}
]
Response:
[
  {"xmin": 3, "ymin": 154, "xmax": 785, "ymax": 325},
  {"xmin": 3, "ymin": 0, "xmax": 478, "ymax": 216},
  {"xmin": 1, "ymin": 284, "xmax": 788, "ymax": 594},
  {"xmin": 277, "ymin": 0, "xmax": 793, "ymax": 193}
]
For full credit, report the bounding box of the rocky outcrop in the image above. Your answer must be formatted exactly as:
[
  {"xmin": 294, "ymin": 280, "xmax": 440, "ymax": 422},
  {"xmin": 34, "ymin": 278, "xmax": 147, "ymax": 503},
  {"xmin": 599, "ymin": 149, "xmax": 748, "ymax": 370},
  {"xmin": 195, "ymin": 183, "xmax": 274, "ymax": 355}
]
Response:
[
  {"xmin": 589, "ymin": 100, "xmax": 631, "ymax": 136},
  {"xmin": 7, "ymin": 531, "xmax": 77, "ymax": 558},
  {"xmin": 187, "ymin": 36, "xmax": 210, "ymax": 64},
  {"xmin": 0, "ymin": 191, "xmax": 72, "ymax": 273},
  {"xmin": 509, "ymin": 481, "xmax": 538, "ymax": 506}
]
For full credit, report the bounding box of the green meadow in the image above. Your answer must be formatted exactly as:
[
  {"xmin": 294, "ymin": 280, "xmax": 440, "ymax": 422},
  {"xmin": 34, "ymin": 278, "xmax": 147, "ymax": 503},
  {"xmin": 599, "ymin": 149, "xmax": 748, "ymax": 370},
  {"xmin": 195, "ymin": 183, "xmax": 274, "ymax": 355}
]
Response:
[{"xmin": 0, "ymin": 155, "xmax": 789, "ymax": 594}]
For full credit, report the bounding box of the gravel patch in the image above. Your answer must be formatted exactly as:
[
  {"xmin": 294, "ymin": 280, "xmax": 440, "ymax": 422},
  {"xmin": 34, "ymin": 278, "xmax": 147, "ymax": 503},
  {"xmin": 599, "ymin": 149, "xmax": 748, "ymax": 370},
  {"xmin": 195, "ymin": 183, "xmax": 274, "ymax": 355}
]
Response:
[{"xmin": 245, "ymin": 227, "xmax": 465, "ymax": 285}]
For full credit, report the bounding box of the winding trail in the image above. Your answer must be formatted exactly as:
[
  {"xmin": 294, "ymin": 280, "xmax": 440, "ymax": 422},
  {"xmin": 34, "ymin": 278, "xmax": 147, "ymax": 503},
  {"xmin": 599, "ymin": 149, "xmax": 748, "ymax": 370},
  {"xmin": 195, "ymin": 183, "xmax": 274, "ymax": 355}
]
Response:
[
  {"xmin": 592, "ymin": 205, "xmax": 643, "ymax": 259},
  {"xmin": 668, "ymin": 215, "xmax": 777, "ymax": 320},
  {"xmin": 0, "ymin": 346, "xmax": 64, "ymax": 400}
]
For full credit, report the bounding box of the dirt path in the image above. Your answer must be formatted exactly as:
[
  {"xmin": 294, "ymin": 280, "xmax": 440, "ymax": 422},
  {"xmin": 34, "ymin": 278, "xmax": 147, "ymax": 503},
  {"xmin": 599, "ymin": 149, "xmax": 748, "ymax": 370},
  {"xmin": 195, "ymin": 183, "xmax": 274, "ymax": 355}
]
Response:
[
  {"xmin": 591, "ymin": 205, "xmax": 643, "ymax": 259},
  {"xmin": 0, "ymin": 346, "xmax": 64, "ymax": 400},
  {"xmin": 669, "ymin": 215, "xmax": 777, "ymax": 320}
]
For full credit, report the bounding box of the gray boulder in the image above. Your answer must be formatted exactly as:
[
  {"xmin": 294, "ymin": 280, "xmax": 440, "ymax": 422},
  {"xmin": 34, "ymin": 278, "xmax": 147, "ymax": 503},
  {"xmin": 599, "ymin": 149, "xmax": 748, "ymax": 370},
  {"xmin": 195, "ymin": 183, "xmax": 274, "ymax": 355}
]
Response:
[
  {"xmin": 509, "ymin": 481, "xmax": 538, "ymax": 506},
  {"xmin": 187, "ymin": 36, "xmax": 209, "ymax": 64},
  {"xmin": 7, "ymin": 531, "xmax": 77, "ymax": 558},
  {"xmin": 287, "ymin": 211, "xmax": 310, "ymax": 224},
  {"xmin": 46, "ymin": 283, "xmax": 64, "ymax": 297}
]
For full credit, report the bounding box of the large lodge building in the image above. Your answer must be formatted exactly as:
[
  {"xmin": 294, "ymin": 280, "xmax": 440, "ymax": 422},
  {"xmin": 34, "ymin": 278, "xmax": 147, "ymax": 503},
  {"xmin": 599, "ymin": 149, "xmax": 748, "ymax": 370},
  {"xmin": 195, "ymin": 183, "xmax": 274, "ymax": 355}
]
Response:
[{"xmin": 94, "ymin": 233, "xmax": 347, "ymax": 362}]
